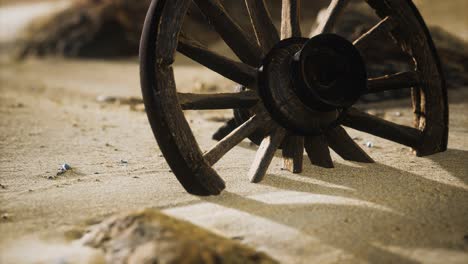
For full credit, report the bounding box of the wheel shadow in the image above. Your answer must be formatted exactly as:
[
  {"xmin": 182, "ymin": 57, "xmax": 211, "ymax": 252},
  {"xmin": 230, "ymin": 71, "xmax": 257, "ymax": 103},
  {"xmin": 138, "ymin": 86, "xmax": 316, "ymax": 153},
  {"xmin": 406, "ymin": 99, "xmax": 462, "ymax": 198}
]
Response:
[
  {"xmin": 427, "ymin": 148, "xmax": 468, "ymax": 184},
  {"xmin": 203, "ymin": 155, "xmax": 468, "ymax": 263}
]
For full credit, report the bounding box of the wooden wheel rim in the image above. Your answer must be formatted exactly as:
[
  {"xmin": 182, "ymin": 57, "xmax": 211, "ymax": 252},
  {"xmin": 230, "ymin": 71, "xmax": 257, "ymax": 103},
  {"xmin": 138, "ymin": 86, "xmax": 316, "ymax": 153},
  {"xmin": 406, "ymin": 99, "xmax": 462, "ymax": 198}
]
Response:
[{"xmin": 140, "ymin": 0, "xmax": 448, "ymax": 195}]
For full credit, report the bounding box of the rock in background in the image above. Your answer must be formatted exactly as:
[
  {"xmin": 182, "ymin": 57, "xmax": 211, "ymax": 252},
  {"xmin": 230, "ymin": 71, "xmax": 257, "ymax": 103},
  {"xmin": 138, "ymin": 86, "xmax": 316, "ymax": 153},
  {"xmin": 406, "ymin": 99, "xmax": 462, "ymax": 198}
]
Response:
[{"xmin": 16, "ymin": 0, "xmax": 468, "ymax": 92}]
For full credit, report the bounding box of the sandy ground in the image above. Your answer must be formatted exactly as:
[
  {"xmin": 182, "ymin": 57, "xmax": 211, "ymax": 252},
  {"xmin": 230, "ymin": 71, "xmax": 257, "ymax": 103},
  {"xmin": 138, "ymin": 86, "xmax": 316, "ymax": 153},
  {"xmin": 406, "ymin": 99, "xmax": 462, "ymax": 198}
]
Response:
[
  {"xmin": 0, "ymin": 1, "xmax": 467, "ymax": 263},
  {"xmin": 0, "ymin": 56, "xmax": 467, "ymax": 263}
]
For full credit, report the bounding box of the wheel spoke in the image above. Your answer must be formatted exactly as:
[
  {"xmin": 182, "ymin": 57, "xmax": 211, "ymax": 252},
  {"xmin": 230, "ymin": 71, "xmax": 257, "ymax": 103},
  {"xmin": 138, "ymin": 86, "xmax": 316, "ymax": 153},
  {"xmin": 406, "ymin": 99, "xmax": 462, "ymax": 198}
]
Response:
[
  {"xmin": 367, "ymin": 71, "xmax": 420, "ymax": 94},
  {"xmin": 326, "ymin": 126, "xmax": 374, "ymax": 163},
  {"xmin": 281, "ymin": 0, "xmax": 302, "ymax": 39},
  {"xmin": 282, "ymin": 135, "xmax": 304, "ymax": 173},
  {"xmin": 249, "ymin": 127, "xmax": 287, "ymax": 183},
  {"xmin": 204, "ymin": 115, "xmax": 269, "ymax": 166},
  {"xmin": 178, "ymin": 36, "xmax": 257, "ymax": 87},
  {"xmin": 353, "ymin": 16, "xmax": 397, "ymax": 52},
  {"xmin": 342, "ymin": 107, "xmax": 422, "ymax": 148},
  {"xmin": 245, "ymin": 0, "xmax": 279, "ymax": 52},
  {"xmin": 194, "ymin": 0, "xmax": 262, "ymax": 66},
  {"xmin": 311, "ymin": 0, "xmax": 349, "ymax": 36},
  {"xmin": 304, "ymin": 135, "xmax": 334, "ymax": 168},
  {"xmin": 178, "ymin": 91, "xmax": 258, "ymax": 110}
]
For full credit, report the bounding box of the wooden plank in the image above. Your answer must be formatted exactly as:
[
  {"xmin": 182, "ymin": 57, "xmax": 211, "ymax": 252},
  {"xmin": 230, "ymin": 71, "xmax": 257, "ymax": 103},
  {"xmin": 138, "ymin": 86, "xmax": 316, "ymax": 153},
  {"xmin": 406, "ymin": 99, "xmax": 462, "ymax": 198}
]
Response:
[
  {"xmin": 282, "ymin": 135, "xmax": 304, "ymax": 173},
  {"xmin": 204, "ymin": 115, "xmax": 269, "ymax": 166},
  {"xmin": 311, "ymin": 0, "xmax": 348, "ymax": 36},
  {"xmin": 281, "ymin": 0, "xmax": 302, "ymax": 39},
  {"xmin": 353, "ymin": 16, "xmax": 397, "ymax": 51},
  {"xmin": 304, "ymin": 135, "xmax": 334, "ymax": 168},
  {"xmin": 367, "ymin": 71, "xmax": 420, "ymax": 93},
  {"xmin": 249, "ymin": 127, "xmax": 287, "ymax": 183},
  {"xmin": 194, "ymin": 0, "xmax": 262, "ymax": 66},
  {"xmin": 326, "ymin": 126, "xmax": 374, "ymax": 163},
  {"xmin": 244, "ymin": 0, "xmax": 279, "ymax": 52},
  {"xmin": 178, "ymin": 36, "xmax": 257, "ymax": 87},
  {"xmin": 178, "ymin": 91, "xmax": 258, "ymax": 110}
]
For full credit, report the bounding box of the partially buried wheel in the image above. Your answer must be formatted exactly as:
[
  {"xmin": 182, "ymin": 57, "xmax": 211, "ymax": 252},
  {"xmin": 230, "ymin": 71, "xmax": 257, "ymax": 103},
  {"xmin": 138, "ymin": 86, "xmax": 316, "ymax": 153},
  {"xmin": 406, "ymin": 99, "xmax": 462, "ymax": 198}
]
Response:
[{"xmin": 140, "ymin": 0, "xmax": 448, "ymax": 196}]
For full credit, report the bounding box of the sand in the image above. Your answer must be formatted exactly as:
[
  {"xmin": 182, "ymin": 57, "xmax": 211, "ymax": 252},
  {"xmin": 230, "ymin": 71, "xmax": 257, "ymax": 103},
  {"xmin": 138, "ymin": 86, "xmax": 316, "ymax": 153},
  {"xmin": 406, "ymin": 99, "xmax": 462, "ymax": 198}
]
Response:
[{"xmin": 0, "ymin": 57, "xmax": 467, "ymax": 263}]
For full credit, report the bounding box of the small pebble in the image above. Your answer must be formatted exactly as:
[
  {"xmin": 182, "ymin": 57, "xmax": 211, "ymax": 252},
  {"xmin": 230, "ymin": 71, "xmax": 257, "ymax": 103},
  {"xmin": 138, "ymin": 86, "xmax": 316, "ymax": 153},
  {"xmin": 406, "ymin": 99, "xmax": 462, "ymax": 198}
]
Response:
[
  {"xmin": 394, "ymin": 111, "xmax": 402, "ymax": 117},
  {"xmin": 0, "ymin": 184, "xmax": 6, "ymax": 189},
  {"xmin": 365, "ymin": 141, "xmax": 374, "ymax": 148},
  {"xmin": 94, "ymin": 172, "xmax": 100, "ymax": 175},
  {"xmin": 57, "ymin": 163, "xmax": 72, "ymax": 176},
  {"xmin": 96, "ymin": 95, "xmax": 117, "ymax": 103},
  {"xmin": 1, "ymin": 213, "xmax": 9, "ymax": 220},
  {"xmin": 120, "ymin": 159, "xmax": 128, "ymax": 164}
]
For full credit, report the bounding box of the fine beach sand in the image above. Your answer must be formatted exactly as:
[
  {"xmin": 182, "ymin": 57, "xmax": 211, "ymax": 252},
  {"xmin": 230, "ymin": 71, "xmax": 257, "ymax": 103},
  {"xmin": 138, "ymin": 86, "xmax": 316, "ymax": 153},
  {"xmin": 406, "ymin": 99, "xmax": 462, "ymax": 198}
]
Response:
[
  {"xmin": 0, "ymin": 1, "xmax": 468, "ymax": 263},
  {"xmin": 0, "ymin": 57, "xmax": 467, "ymax": 264}
]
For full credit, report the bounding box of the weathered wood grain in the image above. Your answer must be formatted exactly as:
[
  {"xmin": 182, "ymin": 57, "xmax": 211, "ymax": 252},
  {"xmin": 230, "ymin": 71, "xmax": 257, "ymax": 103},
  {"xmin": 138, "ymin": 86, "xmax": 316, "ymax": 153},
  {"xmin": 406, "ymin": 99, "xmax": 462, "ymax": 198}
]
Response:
[
  {"xmin": 364, "ymin": 0, "xmax": 448, "ymax": 156},
  {"xmin": 140, "ymin": 0, "xmax": 225, "ymax": 195},
  {"xmin": 326, "ymin": 126, "xmax": 374, "ymax": 163},
  {"xmin": 367, "ymin": 71, "xmax": 420, "ymax": 93},
  {"xmin": 281, "ymin": 0, "xmax": 302, "ymax": 39},
  {"xmin": 342, "ymin": 107, "xmax": 422, "ymax": 148},
  {"xmin": 245, "ymin": 0, "xmax": 279, "ymax": 52},
  {"xmin": 282, "ymin": 135, "xmax": 304, "ymax": 173},
  {"xmin": 304, "ymin": 135, "xmax": 334, "ymax": 168},
  {"xmin": 194, "ymin": 0, "xmax": 262, "ymax": 66},
  {"xmin": 353, "ymin": 16, "xmax": 397, "ymax": 52},
  {"xmin": 204, "ymin": 115, "xmax": 270, "ymax": 166},
  {"xmin": 178, "ymin": 91, "xmax": 258, "ymax": 110},
  {"xmin": 249, "ymin": 127, "xmax": 286, "ymax": 183},
  {"xmin": 178, "ymin": 35, "xmax": 257, "ymax": 87}
]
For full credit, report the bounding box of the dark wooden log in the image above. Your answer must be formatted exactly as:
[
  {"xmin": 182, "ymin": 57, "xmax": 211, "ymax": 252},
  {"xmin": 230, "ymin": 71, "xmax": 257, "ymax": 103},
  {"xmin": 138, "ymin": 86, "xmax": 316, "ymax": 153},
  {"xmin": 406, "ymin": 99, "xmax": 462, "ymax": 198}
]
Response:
[
  {"xmin": 353, "ymin": 16, "xmax": 397, "ymax": 52},
  {"xmin": 204, "ymin": 115, "xmax": 270, "ymax": 166},
  {"xmin": 249, "ymin": 127, "xmax": 286, "ymax": 183},
  {"xmin": 194, "ymin": 0, "xmax": 262, "ymax": 66},
  {"xmin": 311, "ymin": 0, "xmax": 348, "ymax": 36},
  {"xmin": 281, "ymin": 135, "xmax": 304, "ymax": 173},
  {"xmin": 304, "ymin": 135, "xmax": 334, "ymax": 168},
  {"xmin": 342, "ymin": 107, "xmax": 422, "ymax": 148},
  {"xmin": 244, "ymin": 0, "xmax": 279, "ymax": 52},
  {"xmin": 367, "ymin": 71, "xmax": 420, "ymax": 93},
  {"xmin": 281, "ymin": 0, "xmax": 302, "ymax": 39},
  {"xmin": 326, "ymin": 126, "xmax": 374, "ymax": 163},
  {"xmin": 178, "ymin": 91, "xmax": 258, "ymax": 110},
  {"xmin": 178, "ymin": 35, "xmax": 257, "ymax": 87}
]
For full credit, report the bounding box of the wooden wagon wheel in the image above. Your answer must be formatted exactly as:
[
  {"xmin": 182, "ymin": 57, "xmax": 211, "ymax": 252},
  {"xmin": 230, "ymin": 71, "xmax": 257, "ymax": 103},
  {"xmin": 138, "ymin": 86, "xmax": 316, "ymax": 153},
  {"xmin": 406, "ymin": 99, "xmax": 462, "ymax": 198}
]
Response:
[{"xmin": 140, "ymin": 0, "xmax": 448, "ymax": 196}]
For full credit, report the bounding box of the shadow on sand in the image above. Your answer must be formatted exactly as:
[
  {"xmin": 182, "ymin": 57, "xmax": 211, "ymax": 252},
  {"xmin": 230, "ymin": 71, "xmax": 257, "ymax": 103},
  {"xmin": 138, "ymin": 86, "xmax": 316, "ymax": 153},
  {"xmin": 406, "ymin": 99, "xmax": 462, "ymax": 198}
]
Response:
[{"xmin": 201, "ymin": 148, "xmax": 468, "ymax": 263}]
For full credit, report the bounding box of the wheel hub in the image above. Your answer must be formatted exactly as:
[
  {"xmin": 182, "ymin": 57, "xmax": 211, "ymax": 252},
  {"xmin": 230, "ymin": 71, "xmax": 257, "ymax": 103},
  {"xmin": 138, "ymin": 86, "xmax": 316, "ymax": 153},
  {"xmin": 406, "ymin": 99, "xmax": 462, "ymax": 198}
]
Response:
[{"xmin": 258, "ymin": 34, "xmax": 367, "ymax": 135}]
